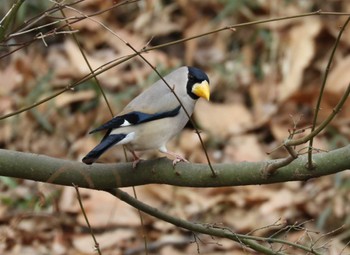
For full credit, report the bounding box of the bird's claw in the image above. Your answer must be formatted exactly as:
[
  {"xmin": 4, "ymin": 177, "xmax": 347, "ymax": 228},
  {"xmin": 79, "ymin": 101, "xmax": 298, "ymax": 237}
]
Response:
[
  {"xmin": 129, "ymin": 150, "xmax": 141, "ymax": 169},
  {"xmin": 172, "ymin": 155, "xmax": 189, "ymax": 167},
  {"xmin": 132, "ymin": 158, "xmax": 141, "ymax": 168}
]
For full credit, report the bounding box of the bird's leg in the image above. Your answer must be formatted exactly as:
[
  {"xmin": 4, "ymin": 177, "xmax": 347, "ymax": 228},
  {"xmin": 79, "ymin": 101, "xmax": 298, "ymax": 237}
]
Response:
[
  {"xmin": 130, "ymin": 150, "xmax": 141, "ymax": 168},
  {"xmin": 159, "ymin": 146, "xmax": 189, "ymax": 166}
]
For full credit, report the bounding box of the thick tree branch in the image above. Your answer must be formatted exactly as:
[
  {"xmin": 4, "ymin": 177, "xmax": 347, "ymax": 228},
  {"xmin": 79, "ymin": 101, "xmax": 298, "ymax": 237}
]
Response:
[{"xmin": 0, "ymin": 146, "xmax": 349, "ymax": 189}]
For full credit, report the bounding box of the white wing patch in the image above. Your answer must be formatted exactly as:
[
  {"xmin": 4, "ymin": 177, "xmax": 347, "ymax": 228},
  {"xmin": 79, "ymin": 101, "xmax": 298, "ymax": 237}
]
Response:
[
  {"xmin": 159, "ymin": 145, "xmax": 168, "ymax": 153},
  {"xmin": 121, "ymin": 120, "xmax": 132, "ymax": 127},
  {"xmin": 117, "ymin": 132, "xmax": 136, "ymax": 145}
]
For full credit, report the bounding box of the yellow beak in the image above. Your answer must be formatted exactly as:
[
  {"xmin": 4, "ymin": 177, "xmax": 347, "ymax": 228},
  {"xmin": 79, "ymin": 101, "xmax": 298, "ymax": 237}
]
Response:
[{"xmin": 192, "ymin": 80, "xmax": 210, "ymax": 101}]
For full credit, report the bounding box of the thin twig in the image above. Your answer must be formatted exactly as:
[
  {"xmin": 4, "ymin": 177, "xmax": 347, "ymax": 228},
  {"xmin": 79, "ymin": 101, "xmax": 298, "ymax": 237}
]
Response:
[
  {"xmin": 307, "ymin": 16, "xmax": 350, "ymax": 169},
  {"xmin": 131, "ymin": 187, "xmax": 149, "ymax": 255},
  {"xmin": 311, "ymin": 225, "xmax": 344, "ymax": 250},
  {"xmin": 59, "ymin": 9, "xmax": 114, "ymax": 116},
  {"xmin": 74, "ymin": 184, "xmax": 102, "ymax": 255},
  {"xmin": 9, "ymin": 17, "xmax": 72, "ymax": 37},
  {"xmin": 106, "ymin": 188, "xmax": 323, "ymax": 255},
  {"xmin": 286, "ymin": 84, "xmax": 350, "ymax": 146},
  {"xmin": 0, "ymin": 53, "xmax": 134, "ymax": 120},
  {"xmin": 0, "ymin": 0, "xmax": 139, "ymax": 50},
  {"xmin": 263, "ymin": 155, "xmax": 295, "ymax": 177},
  {"xmin": 107, "ymin": 188, "xmax": 284, "ymax": 255},
  {"xmin": 0, "ymin": 0, "xmax": 25, "ymax": 41},
  {"xmin": 2, "ymin": 10, "xmax": 349, "ymax": 119},
  {"xmin": 3, "ymin": 0, "xmax": 84, "ymax": 40},
  {"xmin": 267, "ymin": 83, "xmax": 350, "ymax": 174},
  {"xmin": 340, "ymin": 239, "xmax": 350, "ymax": 255},
  {"xmin": 0, "ymin": 2, "xmax": 16, "ymax": 26}
]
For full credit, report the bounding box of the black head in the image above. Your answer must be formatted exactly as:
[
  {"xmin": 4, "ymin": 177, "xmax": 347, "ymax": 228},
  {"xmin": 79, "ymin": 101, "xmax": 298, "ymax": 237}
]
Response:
[{"xmin": 186, "ymin": 66, "xmax": 210, "ymax": 100}]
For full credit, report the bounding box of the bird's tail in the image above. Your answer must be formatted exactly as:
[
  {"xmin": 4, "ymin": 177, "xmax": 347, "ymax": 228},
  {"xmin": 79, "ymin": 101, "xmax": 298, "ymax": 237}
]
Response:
[{"xmin": 82, "ymin": 134, "xmax": 127, "ymax": 164}]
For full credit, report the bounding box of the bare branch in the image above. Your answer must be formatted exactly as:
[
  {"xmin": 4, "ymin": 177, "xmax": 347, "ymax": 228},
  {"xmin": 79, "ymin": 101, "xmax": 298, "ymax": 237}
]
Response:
[{"xmin": 0, "ymin": 146, "xmax": 350, "ymax": 189}]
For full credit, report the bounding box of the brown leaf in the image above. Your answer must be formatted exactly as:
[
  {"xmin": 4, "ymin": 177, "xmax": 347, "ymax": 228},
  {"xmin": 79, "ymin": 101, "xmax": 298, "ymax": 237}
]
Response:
[
  {"xmin": 277, "ymin": 18, "xmax": 321, "ymax": 101},
  {"xmin": 326, "ymin": 55, "xmax": 350, "ymax": 94},
  {"xmin": 224, "ymin": 135, "xmax": 266, "ymax": 162},
  {"xmin": 65, "ymin": 39, "xmax": 106, "ymax": 76},
  {"xmin": 73, "ymin": 229, "xmax": 134, "ymax": 253},
  {"xmin": 76, "ymin": 189, "xmax": 140, "ymax": 227},
  {"xmin": 133, "ymin": 4, "xmax": 183, "ymax": 37},
  {"xmin": 54, "ymin": 90, "xmax": 96, "ymax": 108},
  {"xmin": 195, "ymin": 101, "xmax": 253, "ymax": 138}
]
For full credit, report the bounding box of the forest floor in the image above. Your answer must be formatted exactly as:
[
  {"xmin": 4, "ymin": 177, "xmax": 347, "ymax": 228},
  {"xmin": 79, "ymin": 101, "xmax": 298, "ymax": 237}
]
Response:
[{"xmin": 0, "ymin": 1, "xmax": 350, "ymax": 254}]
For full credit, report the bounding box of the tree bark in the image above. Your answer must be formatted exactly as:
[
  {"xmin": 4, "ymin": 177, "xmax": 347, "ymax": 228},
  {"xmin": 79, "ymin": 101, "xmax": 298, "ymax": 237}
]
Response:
[{"xmin": 0, "ymin": 146, "xmax": 349, "ymax": 189}]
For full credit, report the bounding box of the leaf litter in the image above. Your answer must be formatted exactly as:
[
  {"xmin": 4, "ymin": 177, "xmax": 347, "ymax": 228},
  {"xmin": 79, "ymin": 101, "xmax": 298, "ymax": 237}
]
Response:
[{"xmin": 0, "ymin": 1, "xmax": 350, "ymax": 254}]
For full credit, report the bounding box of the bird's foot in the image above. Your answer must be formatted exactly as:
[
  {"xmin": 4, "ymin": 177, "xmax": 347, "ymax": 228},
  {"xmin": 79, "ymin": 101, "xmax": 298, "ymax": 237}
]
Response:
[
  {"xmin": 159, "ymin": 147, "xmax": 189, "ymax": 167},
  {"xmin": 130, "ymin": 150, "xmax": 141, "ymax": 169},
  {"xmin": 132, "ymin": 158, "xmax": 141, "ymax": 168},
  {"xmin": 172, "ymin": 156, "xmax": 189, "ymax": 166},
  {"xmin": 163, "ymin": 151, "xmax": 189, "ymax": 166}
]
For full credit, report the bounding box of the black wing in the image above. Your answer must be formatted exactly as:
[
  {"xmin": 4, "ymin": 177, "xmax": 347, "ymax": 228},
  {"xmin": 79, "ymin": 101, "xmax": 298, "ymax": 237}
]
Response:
[
  {"xmin": 89, "ymin": 105, "xmax": 181, "ymax": 134},
  {"xmin": 82, "ymin": 134, "xmax": 127, "ymax": 164}
]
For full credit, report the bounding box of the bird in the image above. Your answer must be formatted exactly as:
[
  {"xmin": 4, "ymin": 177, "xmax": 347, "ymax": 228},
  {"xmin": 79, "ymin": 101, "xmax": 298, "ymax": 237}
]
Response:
[{"xmin": 82, "ymin": 66, "xmax": 210, "ymax": 167}]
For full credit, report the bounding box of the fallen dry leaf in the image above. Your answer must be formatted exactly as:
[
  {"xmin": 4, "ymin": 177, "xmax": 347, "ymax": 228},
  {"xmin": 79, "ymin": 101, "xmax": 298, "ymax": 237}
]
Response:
[
  {"xmin": 195, "ymin": 100, "xmax": 253, "ymax": 138},
  {"xmin": 278, "ymin": 17, "xmax": 321, "ymax": 102},
  {"xmin": 76, "ymin": 189, "xmax": 140, "ymax": 227},
  {"xmin": 73, "ymin": 228, "xmax": 134, "ymax": 253},
  {"xmin": 54, "ymin": 90, "xmax": 96, "ymax": 108},
  {"xmin": 326, "ymin": 55, "xmax": 350, "ymax": 94},
  {"xmin": 224, "ymin": 134, "xmax": 267, "ymax": 162},
  {"xmin": 260, "ymin": 189, "xmax": 294, "ymax": 215},
  {"xmin": 65, "ymin": 39, "xmax": 108, "ymax": 76},
  {"xmin": 133, "ymin": 4, "xmax": 183, "ymax": 37}
]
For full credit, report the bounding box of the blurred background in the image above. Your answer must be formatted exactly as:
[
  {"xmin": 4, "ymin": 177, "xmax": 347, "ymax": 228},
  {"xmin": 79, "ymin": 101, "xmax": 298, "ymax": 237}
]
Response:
[{"xmin": 0, "ymin": 0, "xmax": 350, "ymax": 254}]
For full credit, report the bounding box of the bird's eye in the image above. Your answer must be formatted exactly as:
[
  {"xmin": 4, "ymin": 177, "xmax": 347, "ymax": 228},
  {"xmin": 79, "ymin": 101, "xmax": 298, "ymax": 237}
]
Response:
[{"xmin": 188, "ymin": 74, "xmax": 195, "ymax": 80}]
